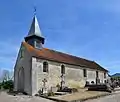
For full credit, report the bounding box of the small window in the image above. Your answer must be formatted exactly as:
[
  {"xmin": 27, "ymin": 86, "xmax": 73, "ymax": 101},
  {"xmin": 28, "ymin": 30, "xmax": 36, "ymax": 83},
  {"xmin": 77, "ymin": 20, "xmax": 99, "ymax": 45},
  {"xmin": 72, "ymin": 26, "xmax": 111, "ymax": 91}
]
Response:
[
  {"xmin": 104, "ymin": 80, "xmax": 107, "ymax": 83},
  {"xmin": 85, "ymin": 81, "xmax": 89, "ymax": 86},
  {"xmin": 104, "ymin": 72, "xmax": 106, "ymax": 78},
  {"xmin": 20, "ymin": 50, "xmax": 24, "ymax": 58},
  {"xmin": 35, "ymin": 40, "xmax": 42, "ymax": 49},
  {"xmin": 61, "ymin": 65, "xmax": 65, "ymax": 74},
  {"xmin": 96, "ymin": 78, "xmax": 100, "ymax": 84},
  {"xmin": 96, "ymin": 71, "xmax": 99, "ymax": 78},
  {"xmin": 83, "ymin": 69, "xmax": 87, "ymax": 77},
  {"xmin": 43, "ymin": 62, "xmax": 48, "ymax": 72},
  {"xmin": 91, "ymin": 81, "xmax": 94, "ymax": 84}
]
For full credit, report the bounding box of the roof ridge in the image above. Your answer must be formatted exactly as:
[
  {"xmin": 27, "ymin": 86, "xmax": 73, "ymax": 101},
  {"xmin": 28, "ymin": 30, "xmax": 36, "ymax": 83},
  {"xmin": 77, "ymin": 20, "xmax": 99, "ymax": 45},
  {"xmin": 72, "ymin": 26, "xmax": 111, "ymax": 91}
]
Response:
[{"xmin": 43, "ymin": 47, "xmax": 93, "ymax": 62}]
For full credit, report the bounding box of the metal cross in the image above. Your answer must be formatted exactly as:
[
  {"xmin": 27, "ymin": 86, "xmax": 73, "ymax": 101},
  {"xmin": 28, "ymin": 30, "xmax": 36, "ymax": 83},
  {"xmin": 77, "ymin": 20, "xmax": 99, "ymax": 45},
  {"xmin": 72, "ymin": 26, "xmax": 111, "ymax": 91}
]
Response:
[{"xmin": 34, "ymin": 6, "xmax": 36, "ymax": 15}]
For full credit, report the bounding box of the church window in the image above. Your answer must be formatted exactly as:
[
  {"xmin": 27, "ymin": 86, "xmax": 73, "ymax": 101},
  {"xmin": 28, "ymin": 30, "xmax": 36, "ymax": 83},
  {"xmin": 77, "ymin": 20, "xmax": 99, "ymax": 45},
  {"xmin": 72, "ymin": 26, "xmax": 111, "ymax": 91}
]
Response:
[
  {"xmin": 104, "ymin": 80, "xmax": 107, "ymax": 83},
  {"xmin": 96, "ymin": 71, "xmax": 99, "ymax": 78},
  {"xmin": 104, "ymin": 72, "xmax": 106, "ymax": 78},
  {"xmin": 20, "ymin": 49, "xmax": 24, "ymax": 58},
  {"xmin": 35, "ymin": 40, "xmax": 42, "ymax": 49},
  {"xmin": 61, "ymin": 65, "xmax": 65, "ymax": 74},
  {"xmin": 43, "ymin": 62, "xmax": 48, "ymax": 72},
  {"xmin": 83, "ymin": 69, "xmax": 87, "ymax": 77},
  {"xmin": 91, "ymin": 81, "xmax": 94, "ymax": 84}
]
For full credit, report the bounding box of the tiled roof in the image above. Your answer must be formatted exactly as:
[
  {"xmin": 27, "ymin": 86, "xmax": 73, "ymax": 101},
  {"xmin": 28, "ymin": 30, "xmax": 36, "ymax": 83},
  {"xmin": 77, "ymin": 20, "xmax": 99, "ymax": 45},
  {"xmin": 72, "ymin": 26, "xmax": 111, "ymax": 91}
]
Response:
[{"xmin": 23, "ymin": 42, "xmax": 108, "ymax": 72}]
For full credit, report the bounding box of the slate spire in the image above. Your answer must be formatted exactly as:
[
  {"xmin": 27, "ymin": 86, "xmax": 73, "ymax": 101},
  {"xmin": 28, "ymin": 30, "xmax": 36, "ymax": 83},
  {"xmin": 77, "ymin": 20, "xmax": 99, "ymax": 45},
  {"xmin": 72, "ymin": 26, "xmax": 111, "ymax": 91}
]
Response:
[
  {"xmin": 25, "ymin": 9, "xmax": 45, "ymax": 48},
  {"xmin": 27, "ymin": 16, "xmax": 43, "ymax": 38}
]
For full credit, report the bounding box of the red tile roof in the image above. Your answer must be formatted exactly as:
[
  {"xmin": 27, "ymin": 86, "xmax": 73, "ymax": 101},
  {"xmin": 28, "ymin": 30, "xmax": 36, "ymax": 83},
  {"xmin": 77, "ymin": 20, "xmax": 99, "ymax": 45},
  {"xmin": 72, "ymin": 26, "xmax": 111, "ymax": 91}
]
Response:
[{"xmin": 23, "ymin": 42, "xmax": 108, "ymax": 72}]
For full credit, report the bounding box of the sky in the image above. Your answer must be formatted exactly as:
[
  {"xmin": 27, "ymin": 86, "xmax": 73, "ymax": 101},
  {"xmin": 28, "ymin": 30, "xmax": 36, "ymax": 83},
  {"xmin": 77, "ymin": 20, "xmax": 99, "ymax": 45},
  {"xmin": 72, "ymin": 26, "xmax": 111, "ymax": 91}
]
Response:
[{"xmin": 0, "ymin": 0, "xmax": 120, "ymax": 75}]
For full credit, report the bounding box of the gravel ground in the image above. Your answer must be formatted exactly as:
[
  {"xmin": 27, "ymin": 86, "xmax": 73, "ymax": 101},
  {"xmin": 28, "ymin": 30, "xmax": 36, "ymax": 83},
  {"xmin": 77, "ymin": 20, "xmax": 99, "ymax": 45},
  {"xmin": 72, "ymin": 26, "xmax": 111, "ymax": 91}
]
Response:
[
  {"xmin": 1, "ymin": 91, "xmax": 120, "ymax": 102},
  {"xmin": 85, "ymin": 92, "xmax": 120, "ymax": 102},
  {"xmin": 0, "ymin": 92, "xmax": 54, "ymax": 102},
  {"xmin": 50, "ymin": 91, "xmax": 109, "ymax": 101}
]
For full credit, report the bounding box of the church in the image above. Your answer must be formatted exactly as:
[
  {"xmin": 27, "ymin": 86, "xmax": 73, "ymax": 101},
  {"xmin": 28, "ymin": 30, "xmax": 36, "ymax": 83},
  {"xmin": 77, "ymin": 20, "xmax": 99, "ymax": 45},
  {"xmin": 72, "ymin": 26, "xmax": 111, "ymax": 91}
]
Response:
[{"xmin": 14, "ymin": 14, "xmax": 109, "ymax": 96}]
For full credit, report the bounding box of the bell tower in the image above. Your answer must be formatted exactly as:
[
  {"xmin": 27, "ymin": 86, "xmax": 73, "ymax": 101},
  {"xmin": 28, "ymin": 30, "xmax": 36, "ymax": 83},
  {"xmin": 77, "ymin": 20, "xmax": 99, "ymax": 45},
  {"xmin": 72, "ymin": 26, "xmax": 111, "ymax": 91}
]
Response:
[{"xmin": 24, "ymin": 9, "xmax": 44, "ymax": 49}]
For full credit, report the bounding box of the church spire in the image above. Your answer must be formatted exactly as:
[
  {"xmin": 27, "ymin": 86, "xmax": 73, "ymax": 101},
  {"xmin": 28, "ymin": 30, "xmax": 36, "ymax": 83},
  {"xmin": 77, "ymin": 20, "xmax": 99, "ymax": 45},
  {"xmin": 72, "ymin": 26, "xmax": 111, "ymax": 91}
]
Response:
[
  {"xmin": 27, "ymin": 11, "xmax": 43, "ymax": 38},
  {"xmin": 24, "ymin": 8, "xmax": 45, "ymax": 49}
]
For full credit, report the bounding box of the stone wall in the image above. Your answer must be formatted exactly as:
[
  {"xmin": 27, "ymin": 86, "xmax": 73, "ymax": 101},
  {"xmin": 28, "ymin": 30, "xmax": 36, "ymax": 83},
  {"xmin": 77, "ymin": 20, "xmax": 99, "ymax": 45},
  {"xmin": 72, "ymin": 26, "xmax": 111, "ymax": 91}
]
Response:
[
  {"xmin": 99, "ymin": 72, "xmax": 104, "ymax": 83},
  {"xmin": 14, "ymin": 43, "xmax": 32, "ymax": 95},
  {"xmin": 87, "ymin": 69, "xmax": 96, "ymax": 84},
  {"xmin": 32, "ymin": 57, "xmax": 108, "ymax": 95}
]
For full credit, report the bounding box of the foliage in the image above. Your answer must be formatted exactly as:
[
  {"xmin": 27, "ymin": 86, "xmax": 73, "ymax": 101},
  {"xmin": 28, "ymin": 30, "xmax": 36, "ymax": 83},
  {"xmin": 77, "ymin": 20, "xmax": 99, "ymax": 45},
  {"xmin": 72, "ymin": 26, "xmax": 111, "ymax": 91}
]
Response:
[
  {"xmin": 0, "ymin": 80, "xmax": 13, "ymax": 91},
  {"xmin": 111, "ymin": 76, "xmax": 120, "ymax": 80},
  {"xmin": 47, "ymin": 91, "xmax": 55, "ymax": 96}
]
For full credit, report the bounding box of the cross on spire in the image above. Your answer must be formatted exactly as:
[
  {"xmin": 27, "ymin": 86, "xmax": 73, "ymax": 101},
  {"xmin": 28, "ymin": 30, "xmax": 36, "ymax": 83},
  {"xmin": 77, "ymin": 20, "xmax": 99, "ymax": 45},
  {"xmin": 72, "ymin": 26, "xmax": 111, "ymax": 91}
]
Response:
[{"xmin": 34, "ymin": 6, "xmax": 37, "ymax": 16}]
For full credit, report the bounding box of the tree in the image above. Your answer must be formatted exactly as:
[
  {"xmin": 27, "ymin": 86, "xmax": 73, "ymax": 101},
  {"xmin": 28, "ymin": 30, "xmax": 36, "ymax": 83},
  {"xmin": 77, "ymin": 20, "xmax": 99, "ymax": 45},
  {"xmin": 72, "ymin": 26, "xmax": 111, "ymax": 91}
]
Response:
[
  {"xmin": 2, "ymin": 80, "xmax": 13, "ymax": 90},
  {"xmin": 0, "ymin": 69, "xmax": 14, "ymax": 82}
]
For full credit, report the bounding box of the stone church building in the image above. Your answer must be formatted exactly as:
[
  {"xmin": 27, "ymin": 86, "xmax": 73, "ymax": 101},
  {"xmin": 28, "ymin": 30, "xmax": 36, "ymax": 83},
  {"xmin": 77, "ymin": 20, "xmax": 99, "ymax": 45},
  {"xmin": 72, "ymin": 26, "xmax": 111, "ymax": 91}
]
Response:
[{"xmin": 14, "ymin": 15, "xmax": 109, "ymax": 95}]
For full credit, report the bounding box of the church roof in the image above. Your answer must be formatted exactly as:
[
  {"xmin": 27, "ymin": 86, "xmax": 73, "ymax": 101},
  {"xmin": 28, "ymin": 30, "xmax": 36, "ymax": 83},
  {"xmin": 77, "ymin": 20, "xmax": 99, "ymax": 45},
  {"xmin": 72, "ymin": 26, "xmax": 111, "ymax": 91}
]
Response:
[
  {"xmin": 23, "ymin": 42, "xmax": 108, "ymax": 72},
  {"xmin": 27, "ymin": 15, "xmax": 43, "ymax": 38}
]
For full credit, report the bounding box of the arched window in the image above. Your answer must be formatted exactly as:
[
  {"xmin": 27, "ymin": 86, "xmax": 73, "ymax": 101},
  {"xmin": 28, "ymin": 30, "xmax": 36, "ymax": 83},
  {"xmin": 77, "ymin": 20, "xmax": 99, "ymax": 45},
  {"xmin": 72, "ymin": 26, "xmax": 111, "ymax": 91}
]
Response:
[
  {"xmin": 83, "ymin": 69, "xmax": 87, "ymax": 77},
  {"xmin": 96, "ymin": 71, "xmax": 99, "ymax": 78},
  {"xmin": 20, "ymin": 49, "xmax": 24, "ymax": 58},
  {"xmin": 104, "ymin": 72, "xmax": 106, "ymax": 78},
  {"xmin": 61, "ymin": 65, "xmax": 65, "ymax": 74},
  {"xmin": 43, "ymin": 62, "xmax": 48, "ymax": 72}
]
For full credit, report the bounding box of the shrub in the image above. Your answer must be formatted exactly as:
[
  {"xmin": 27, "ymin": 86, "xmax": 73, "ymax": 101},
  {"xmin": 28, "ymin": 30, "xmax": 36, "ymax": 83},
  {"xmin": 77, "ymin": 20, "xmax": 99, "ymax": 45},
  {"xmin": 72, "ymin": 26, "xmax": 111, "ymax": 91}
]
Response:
[
  {"xmin": 47, "ymin": 92, "xmax": 55, "ymax": 96},
  {"xmin": 1, "ymin": 80, "xmax": 13, "ymax": 91}
]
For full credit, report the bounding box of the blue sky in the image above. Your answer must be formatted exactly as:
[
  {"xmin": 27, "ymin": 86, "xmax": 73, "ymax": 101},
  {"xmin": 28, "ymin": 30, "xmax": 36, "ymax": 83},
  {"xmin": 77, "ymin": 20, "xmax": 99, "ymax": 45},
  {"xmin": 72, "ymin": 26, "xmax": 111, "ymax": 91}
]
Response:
[{"xmin": 0, "ymin": 0, "xmax": 120, "ymax": 74}]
